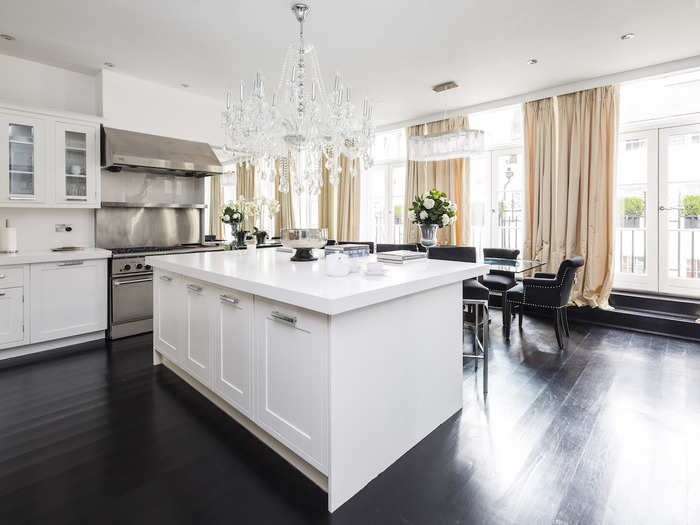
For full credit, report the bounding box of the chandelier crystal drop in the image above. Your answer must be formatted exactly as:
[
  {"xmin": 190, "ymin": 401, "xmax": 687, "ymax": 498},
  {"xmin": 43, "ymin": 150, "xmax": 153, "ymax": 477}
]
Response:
[{"xmin": 222, "ymin": 2, "xmax": 375, "ymax": 195}]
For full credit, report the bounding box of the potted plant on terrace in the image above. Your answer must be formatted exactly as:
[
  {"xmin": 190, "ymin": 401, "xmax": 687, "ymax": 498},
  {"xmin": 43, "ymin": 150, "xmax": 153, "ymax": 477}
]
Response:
[
  {"xmin": 407, "ymin": 189, "xmax": 457, "ymax": 247},
  {"xmin": 682, "ymin": 194, "xmax": 700, "ymax": 229},
  {"xmin": 623, "ymin": 196, "xmax": 645, "ymax": 228}
]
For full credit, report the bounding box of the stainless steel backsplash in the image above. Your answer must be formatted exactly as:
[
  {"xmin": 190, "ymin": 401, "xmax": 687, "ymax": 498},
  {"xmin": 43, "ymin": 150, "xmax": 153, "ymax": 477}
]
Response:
[{"xmin": 96, "ymin": 208, "xmax": 201, "ymax": 248}]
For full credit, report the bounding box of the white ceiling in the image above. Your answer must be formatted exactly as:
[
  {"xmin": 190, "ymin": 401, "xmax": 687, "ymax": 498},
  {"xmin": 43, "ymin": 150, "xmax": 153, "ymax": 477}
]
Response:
[{"xmin": 1, "ymin": 0, "xmax": 700, "ymax": 126}]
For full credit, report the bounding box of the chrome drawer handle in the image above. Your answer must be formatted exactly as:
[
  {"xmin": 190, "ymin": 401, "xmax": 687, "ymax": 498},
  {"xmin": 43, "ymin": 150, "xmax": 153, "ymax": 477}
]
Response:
[
  {"xmin": 113, "ymin": 277, "xmax": 153, "ymax": 286},
  {"xmin": 0, "ymin": 274, "xmax": 5, "ymax": 279},
  {"xmin": 220, "ymin": 295, "xmax": 240, "ymax": 305},
  {"xmin": 58, "ymin": 261, "xmax": 84, "ymax": 267},
  {"xmin": 187, "ymin": 284, "xmax": 203, "ymax": 293},
  {"xmin": 66, "ymin": 197, "xmax": 88, "ymax": 201},
  {"xmin": 0, "ymin": 291, "xmax": 5, "ymax": 297},
  {"xmin": 159, "ymin": 275, "xmax": 172, "ymax": 282},
  {"xmin": 9, "ymin": 196, "xmax": 36, "ymax": 200},
  {"xmin": 271, "ymin": 311, "xmax": 297, "ymax": 325}
]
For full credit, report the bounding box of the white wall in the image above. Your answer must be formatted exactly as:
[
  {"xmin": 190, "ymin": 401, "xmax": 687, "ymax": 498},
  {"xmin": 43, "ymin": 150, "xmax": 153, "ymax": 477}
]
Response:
[
  {"xmin": 99, "ymin": 70, "xmax": 224, "ymax": 145},
  {"xmin": 0, "ymin": 54, "xmax": 98, "ymax": 115},
  {"xmin": 1, "ymin": 208, "xmax": 95, "ymax": 251}
]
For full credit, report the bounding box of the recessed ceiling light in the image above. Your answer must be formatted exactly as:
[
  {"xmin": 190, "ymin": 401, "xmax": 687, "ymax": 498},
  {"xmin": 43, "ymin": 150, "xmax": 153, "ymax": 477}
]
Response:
[
  {"xmin": 620, "ymin": 33, "xmax": 636, "ymax": 40},
  {"xmin": 103, "ymin": 61, "xmax": 115, "ymax": 68},
  {"xmin": 0, "ymin": 34, "xmax": 16, "ymax": 41},
  {"xmin": 527, "ymin": 58, "xmax": 538, "ymax": 65},
  {"xmin": 181, "ymin": 83, "xmax": 190, "ymax": 88}
]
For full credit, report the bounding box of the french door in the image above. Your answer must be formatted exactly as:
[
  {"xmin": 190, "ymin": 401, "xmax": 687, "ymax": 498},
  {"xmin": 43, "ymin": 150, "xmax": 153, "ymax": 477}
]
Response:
[{"xmin": 616, "ymin": 124, "xmax": 700, "ymax": 297}]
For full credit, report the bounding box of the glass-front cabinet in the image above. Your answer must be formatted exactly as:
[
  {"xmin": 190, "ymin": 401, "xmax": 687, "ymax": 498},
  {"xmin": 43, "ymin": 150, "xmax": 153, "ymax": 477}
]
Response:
[
  {"xmin": 55, "ymin": 122, "xmax": 96, "ymax": 204},
  {"xmin": 0, "ymin": 113, "xmax": 45, "ymax": 203}
]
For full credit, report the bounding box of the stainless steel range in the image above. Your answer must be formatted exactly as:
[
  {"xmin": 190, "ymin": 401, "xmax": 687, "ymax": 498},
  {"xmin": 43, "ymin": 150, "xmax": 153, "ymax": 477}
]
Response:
[{"xmin": 108, "ymin": 244, "xmax": 224, "ymax": 339}]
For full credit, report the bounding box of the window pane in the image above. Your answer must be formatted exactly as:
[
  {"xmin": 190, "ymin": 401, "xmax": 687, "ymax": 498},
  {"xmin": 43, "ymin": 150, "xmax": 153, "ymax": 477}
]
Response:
[
  {"xmin": 494, "ymin": 152, "xmax": 523, "ymax": 253},
  {"xmin": 373, "ymin": 129, "xmax": 406, "ymax": 163},
  {"xmin": 469, "ymin": 153, "xmax": 490, "ymax": 252},
  {"xmin": 665, "ymin": 132, "xmax": 700, "ymax": 279},
  {"xmin": 621, "ymin": 70, "xmax": 700, "ymax": 123},
  {"xmin": 360, "ymin": 166, "xmax": 387, "ymax": 243},
  {"xmin": 616, "ymin": 137, "xmax": 649, "ymax": 276},
  {"xmin": 391, "ymin": 165, "xmax": 406, "ymax": 243},
  {"xmin": 469, "ymin": 105, "xmax": 523, "ymax": 148}
]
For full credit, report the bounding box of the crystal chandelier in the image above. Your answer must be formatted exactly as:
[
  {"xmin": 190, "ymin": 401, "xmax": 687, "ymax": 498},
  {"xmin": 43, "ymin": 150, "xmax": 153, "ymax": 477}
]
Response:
[
  {"xmin": 222, "ymin": 1, "xmax": 375, "ymax": 195},
  {"xmin": 407, "ymin": 128, "xmax": 485, "ymax": 161}
]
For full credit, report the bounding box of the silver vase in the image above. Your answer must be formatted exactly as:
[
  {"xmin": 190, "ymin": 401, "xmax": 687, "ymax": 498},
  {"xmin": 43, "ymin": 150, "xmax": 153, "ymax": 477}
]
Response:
[{"xmin": 419, "ymin": 223, "xmax": 438, "ymax": 248}]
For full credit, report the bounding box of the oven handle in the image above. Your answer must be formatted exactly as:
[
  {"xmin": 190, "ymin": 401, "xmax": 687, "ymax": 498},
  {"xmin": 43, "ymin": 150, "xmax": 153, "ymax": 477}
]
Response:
[{"xmin": 113, "ymin": 277, "xmax": 153, "ymax": 287}]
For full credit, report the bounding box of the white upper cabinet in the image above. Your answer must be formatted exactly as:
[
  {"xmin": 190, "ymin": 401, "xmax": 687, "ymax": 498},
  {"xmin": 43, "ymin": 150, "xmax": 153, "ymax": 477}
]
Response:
[
  {"xmin": 0, "ymin": 105, "xmax": 100, "ymax": 208},
  {"xmin": 0, "ymin": 112, "xmax": 46, "ymax": 204},
  {"xmin": 55, "ymin": 121, "xmax": 98, "ymax": 206}
]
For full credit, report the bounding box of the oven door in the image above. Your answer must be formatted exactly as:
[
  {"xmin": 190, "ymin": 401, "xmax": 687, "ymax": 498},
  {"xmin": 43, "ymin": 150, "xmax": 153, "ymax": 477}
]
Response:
[{"xmin": 111, "ymin": 274, "xmax": 153, "ymax": 324}]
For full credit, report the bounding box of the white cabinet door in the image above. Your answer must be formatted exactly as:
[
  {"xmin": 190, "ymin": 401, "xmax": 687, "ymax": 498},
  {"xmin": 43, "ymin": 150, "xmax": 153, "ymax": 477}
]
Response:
[
  {"xmin": 183, "ymin": 280, "xmax": 213, "ymax": 386},
  {"xmin": 254, "ymin": 297, "xmax": 328, "ymax": 471},
  {"xmin": 0, "ymin": 287, "xmax": 24, "ymax": 346},
  {"xmin": 55, "ymin": 121, "xmax": 98, "ymax": 206},
  {"xmin": 0, "ymin": 112, "xmax": 46, "ymax": 204},
  {"xmin": 30, "ymin": 259, "xmax": 107, "ymax": 343},
  {"xmin": 211, "ymin": 287, "xmax": 254, "ymax": 417},
  {"xmin": 154, "ymin": 270, "xmax": 185, "ymax": 364}
]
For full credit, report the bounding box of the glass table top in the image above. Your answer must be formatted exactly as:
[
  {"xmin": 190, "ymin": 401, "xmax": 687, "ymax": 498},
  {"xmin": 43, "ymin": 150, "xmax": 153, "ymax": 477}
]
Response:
[{"xmin": 482, "ymin": 257, "xmax": 546, "ymax": 273}]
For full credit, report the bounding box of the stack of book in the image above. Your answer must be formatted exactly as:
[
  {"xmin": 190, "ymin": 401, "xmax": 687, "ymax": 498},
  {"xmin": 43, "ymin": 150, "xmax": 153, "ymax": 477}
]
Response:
[
  {"xmin": 376, "ymin": 250, "xmax": 427, "ymax": 264},
  {"xmin": 325, "ymin": 244, "xmax": 371, "ymax": 258}
]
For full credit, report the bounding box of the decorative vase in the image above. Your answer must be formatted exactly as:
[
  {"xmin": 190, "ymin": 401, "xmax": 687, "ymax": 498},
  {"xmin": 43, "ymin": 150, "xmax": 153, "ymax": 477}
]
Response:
[
  {"xmin": 255, "ymin": 231, "xmax": 268, "ymax": 245},
  {"xmin": 419, "ymin": 223, "xmax": 438, "ymax": 248}
]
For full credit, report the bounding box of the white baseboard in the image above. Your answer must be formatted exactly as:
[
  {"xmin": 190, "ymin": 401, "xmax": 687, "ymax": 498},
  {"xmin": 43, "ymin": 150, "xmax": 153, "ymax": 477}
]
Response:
[{"xmin": 0, "ymin": 331, "xmax": 105, "ymax": 361}]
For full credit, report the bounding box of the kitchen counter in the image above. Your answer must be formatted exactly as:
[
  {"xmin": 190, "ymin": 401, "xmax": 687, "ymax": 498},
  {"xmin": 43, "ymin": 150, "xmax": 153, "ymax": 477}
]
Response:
[
  {"xmin": 146, "ymin": 249, "xmax": 487, "ymax": 315},
  {"xmin": 0, "ymin": 248, "xmax": 112, "ymax": 266},
  {"xmin": 148, "ymin": 248, "xmax": 488, "ymax": 512}
]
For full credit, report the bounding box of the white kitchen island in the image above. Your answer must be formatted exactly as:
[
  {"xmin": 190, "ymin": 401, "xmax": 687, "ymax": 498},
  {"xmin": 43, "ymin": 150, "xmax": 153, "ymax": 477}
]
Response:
[{"xmin": 147, "ymin": 248, "xmax": 488, "ymax": 512}]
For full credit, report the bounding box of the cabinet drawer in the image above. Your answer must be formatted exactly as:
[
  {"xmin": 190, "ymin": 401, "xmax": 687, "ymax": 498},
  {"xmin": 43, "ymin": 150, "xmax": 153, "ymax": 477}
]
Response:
[{"xmin": 0, "ymin": 267, "xmax": 24, "ymax": 289}]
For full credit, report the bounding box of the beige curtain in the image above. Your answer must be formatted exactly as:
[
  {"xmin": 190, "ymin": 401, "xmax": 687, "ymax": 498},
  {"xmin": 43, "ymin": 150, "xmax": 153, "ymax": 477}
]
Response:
[
  {"xmin": 274, "ymin": 160, "xmax": 295, "ymax": 236},
  {"xmin": 318, "ymin": 155, "xmax": 337, "ymax": 240},
  {"xmin": 336, "ymin": 155, "xmax": 361, "ymax": 241},
  {"xmin": 403, "ymin": 116, "xmax": 471, "ymax": 245},
  {"xmin": 208, "ymin": 174, "xmax": 223, "ymax": 239},
  {"xmin": 523, "ymin": 85, "xmax": 619, "ymax": 308},
  {"xmin": 237, "ymin": 163, "xmax": 255, "ymax": 231}
]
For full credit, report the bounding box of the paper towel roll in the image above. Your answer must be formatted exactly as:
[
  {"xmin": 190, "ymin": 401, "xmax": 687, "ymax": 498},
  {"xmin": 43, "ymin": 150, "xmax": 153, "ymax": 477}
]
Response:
[{"xmin": 0, "ymin": 227, "xmax": 17, "ymax": 253}]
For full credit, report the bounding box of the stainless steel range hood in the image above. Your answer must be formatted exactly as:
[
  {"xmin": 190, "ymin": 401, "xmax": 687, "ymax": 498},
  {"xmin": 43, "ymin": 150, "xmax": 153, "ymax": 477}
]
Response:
[{"xmin": 101, "ymin": 126, "xmax": 223, "ymax": 177}]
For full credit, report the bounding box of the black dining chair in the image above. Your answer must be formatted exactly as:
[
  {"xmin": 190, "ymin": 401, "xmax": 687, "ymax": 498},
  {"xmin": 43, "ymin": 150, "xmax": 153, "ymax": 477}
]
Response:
[
  {"xmin": 325, "ymin": 239, "xmax": 337, "ymax": 246},
  {"xmin": 338, "ymin": 241, "xmax": 375, "ymax": 253},
  {"xmin": 376, "ymin": 243, "xmax": 419, "ymax": 253},
  {"xmin": 428, "ymin": 246, "xmax": 490, "ymax": 395},
  {"xmin": 504, "ymin": 256, "xmax": 584, "ymax": 349},
  {"xmin": 480, "ymin": 248, "xmax": 520, "ymax": 323}
]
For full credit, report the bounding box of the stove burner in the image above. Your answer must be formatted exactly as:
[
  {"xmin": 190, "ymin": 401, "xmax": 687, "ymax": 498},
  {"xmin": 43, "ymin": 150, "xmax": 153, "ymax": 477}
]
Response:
[{"xmin": 111, "ymin": 245, "xmax": 205, "ymax": 255}]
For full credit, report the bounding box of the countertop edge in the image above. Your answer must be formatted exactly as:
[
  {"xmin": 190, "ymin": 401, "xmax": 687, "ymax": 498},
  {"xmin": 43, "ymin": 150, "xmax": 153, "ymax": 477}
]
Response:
[
  {"xmin": 146, "ymin": 256, "xmax": 489, "ymax": 315},
  {"xmin": 0, "ymin": 249, "xmax": 113, "ymax": 266}
]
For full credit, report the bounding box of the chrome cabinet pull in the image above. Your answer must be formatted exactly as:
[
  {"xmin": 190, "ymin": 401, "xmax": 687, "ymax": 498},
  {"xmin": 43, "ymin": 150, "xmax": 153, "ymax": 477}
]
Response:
[
  {"xmin": 271, "ymin": 310, "xmax": 297, "ymax": 325},
  {"xmin": 0, "ymin": 274, "xmax": 5, "ymax": 279},
  {"xmin": 9, "ymin": 196, "xmax": 36, "ymax": 201},
  {"xmin": 187, "ymin": 284, "xmax": 203, "ymax": 293},
  {"xmin": 66, "ymin": 197, "xmax": 88, "ymax": 201},
  {"xmin": 159, "ymin": 275, "xmax": 172, "ymax": 282},
  {"xmin": 113, "ymin": 277, "xmax": 153, "ymax": 286},
  {"xmin": 220, "ymin": 295, "xmax": 240, "ymax": 305},
  {"xmin": 0, "ymin": 291, "xmax": 5, "ymax": 297},
  {"xmin": 58, "ymin": 261, "xmax": 84, "ymax": 267}
]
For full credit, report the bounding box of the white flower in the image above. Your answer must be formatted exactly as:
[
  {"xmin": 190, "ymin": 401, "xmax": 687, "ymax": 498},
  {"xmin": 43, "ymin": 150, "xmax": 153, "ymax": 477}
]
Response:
[
  {"xmin": 419, "ymin": 210, "xmax": 428, "ymax": 220},
  {"xmin": 447, "ymin": 202, "xmax": 457, "ymax": 212},
  {"xmin": 233, "ymin": 212, "xmax": 241, "ymax": 220},
  {"xmin": 424, "ymin": 198, "xmax": 435, "ymax": 210},
  {"xmin": 221, "ymin": 214, "xmax": 230, "ymax": 223},
  {"xmin": 422, "ymin": 191, "xmax": 431, "ymax": 200},
  {"xmin": 441, "ymin": 214, "xmax": 449, "ymax": 226},
  {"xmin": 449, "ymin": 215, "xmax": 457, "ymax": 224},
  {"xmin": 407, "ymin": 210, "xmax": 416, "ymax": 222},
  {"xmin": 440, "ymin": 196, "xmax": 447, "ymax": 202}
]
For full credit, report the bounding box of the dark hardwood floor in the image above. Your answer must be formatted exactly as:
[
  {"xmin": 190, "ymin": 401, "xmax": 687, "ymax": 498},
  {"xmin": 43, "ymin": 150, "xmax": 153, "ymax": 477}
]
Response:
[{"xmin": 1, "ymin": 314, "xmax": 698, "ymax": 525}]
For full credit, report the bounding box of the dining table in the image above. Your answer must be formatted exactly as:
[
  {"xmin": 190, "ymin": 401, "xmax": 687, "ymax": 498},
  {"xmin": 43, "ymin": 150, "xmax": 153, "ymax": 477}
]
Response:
[{"xmin": 481, "ymin": 257, "xmax": 546, "ymax": 324}]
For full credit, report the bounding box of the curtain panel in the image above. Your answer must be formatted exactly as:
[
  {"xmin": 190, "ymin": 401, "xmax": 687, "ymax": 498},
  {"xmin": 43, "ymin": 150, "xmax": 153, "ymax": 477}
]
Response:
[
  {"xmin": 208, "ymin": 174, "xmax": 223, "ymax": 240},
  {"xmin": 523, "ymin": 85, "xmax": 619, "ymax": 308},
  {"xmin": 403, "ymin": 116, "xmax": 471, "ymax": 245},
  {"xmin": 318, "ymin": 154, "xmax": 337, "ymax": 240},
  {"xmin": 236, "ymin": 163, "xmax": 256, "ymax": 231},
  {"xmin": 336, "ymin": 155, "xmax": 361, "ymax": 241}
]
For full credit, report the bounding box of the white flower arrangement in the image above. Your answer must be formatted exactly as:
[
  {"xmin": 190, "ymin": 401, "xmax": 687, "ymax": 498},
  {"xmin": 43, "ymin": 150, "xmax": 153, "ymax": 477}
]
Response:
[
  {"xmin": 221, "ymin": 199, "xmax": 248, "ymax": 224},
  {"xmin": 408, "ymin": 189, "xmax": 457, "ymax": 227}
]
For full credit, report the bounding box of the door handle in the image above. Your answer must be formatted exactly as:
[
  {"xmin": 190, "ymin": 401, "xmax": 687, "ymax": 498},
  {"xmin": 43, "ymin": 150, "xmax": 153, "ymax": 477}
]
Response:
[
  {"xmin": 271, "ymin": 310, "xmax": 297, "ymax": 326},
  {"xmin": 159, "ymin": 275, "xmax": 172, "ymax": 282},
  {"xmin": 113, "ymin": 277, "xmax": 153, "ymax": 286},
  {"xmin": 186, "ymin": 284, "xmax": 203, "ymax": 293},
  {"xmin": 659, "ymin": 206, "xmax": 668, "ymax": 211},
  {"xmin": 58, "ymin": 260, "xmax": 84, "ymax": 267},
  {"xmin": 219, "ymin": 294, "xmax": 240, "ymax": 305}
]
